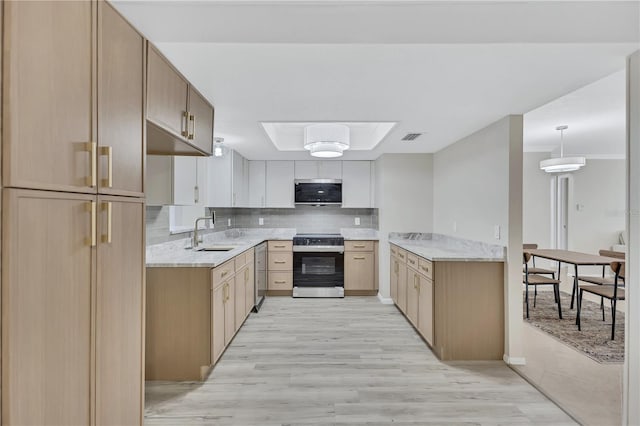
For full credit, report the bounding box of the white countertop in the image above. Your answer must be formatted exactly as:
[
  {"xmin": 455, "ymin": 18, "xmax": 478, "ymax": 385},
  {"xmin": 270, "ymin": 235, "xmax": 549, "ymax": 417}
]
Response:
[
  {"xmin": 389, "ymin": 233, "xmax": 505, "ymax": 262},
  {"xmin": 146, "ymin": 228, "xmax": 379, "ymax": 268}
]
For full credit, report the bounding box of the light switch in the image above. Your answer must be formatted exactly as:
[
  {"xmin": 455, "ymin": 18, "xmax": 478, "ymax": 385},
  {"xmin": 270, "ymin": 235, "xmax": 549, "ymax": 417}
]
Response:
[
  {"xmin": 259, "ymin": 217, "xmax": 264, "ymax": 226},
  {"xmin": 355, "ymin": 217, "xmax": 360, "ymax": 225}
]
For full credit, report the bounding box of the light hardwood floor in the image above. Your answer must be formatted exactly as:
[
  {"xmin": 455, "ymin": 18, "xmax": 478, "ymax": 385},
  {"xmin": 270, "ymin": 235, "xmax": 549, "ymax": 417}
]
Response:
[{"xmin": 145, "ymin": 297, "xmax": 574, "ymax": 425}]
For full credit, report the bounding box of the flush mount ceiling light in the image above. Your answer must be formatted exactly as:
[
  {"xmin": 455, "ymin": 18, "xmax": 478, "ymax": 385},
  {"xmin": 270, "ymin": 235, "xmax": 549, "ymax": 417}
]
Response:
[
  {"xmin": 303, "ymin": 124, "xmax": 350, "ymax": 158},
  {"xmin": 213, "ymin": 137, "xmax": 229, "ymax": 157},
  {"xmin": 539, "ymin": 125, "xmax": 586, "ymax": 173}
]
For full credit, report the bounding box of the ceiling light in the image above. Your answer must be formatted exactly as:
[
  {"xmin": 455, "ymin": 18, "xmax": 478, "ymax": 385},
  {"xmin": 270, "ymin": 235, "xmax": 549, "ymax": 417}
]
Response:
[
  {"xmin": 304, "ymin": 124, "xmax": 350, "ymax": 158},
  {"xmin": 539, "ymin": 125, "xmax": 586, "ymax": 173},
  {"xmin": 213, "ymin": 137, "xmax": 228, "ymax": 157}
]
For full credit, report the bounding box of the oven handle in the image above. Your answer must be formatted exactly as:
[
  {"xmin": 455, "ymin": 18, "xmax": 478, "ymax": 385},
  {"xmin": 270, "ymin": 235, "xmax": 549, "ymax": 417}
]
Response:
[{"xmin": 293, "ymin": 245, "xmax": 345, "ymax": 253}]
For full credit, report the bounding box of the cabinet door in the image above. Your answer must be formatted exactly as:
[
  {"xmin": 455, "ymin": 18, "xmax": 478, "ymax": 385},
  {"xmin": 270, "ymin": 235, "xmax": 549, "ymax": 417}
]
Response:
[
  {"xmin": 98, "ymin": 2, "xmax": 145, "ymax": 197},
  {"xmin": 397, "ymin": 263, "xmax": 407, "ymax": 314},
  {"xmin": 2, "ymin": 189, "xmax": 93, "ymax": 425},
  {"xmin": 407, "ymin": 270, "xmax": 419, "ymax": 326},
  {"xmin": 207, "ymin": 154, "xmax": 232, "ymax": 207},
  {"xmin": 187, "ymin": 87, "xmax": 214, "ymax": 154},
  {"xmin": 173, "ymin": 157, "xmax": 198, "ymax": 206},
  {"xmin": 245, "ymin": 262, "xmax": 255, "ymax": 315},
  {"xmin": 212, "ymin": 284, "xmax": 226, "ymax": 364},
  {"xmin": 96, "ymin": 196, "xmax": 144, "ymax": 425},
  {"xmin": 342, "ymin": 161, "xmax": 371, "ymax": 208},
  {"xmin": 294, "ymin": 161, "xmax": 318, "ymax": 179},
  {"xmin": 249, "ymin": 161, "xmax": 266, "ymax": 207},
  {"xmin": 234, "ymin": 268, "xmax": 246, "ymax": 330},
  {"xmin": 390, "ymin": 256, "xmax": 398, "ymax": 304},
  {"xmin": 345, "ymin": 252, "xmax": 375, "ymax": 290},
  {"xmin": 147, "ymin": 45, "xmax": 188, "ymax": 138},
  {"xmin": 318, "ymin": 161, "xmax": 342, "ymax": 179},
  {"xmin": 417, "ymin": 275, "xmax": 434, "ymax": 345},
  {"xmin": 4, "ymin": 1, "xmax": 95, "ymax": 193},
  {"xmin": 266, "ymin": 161, "xmax": 295, "ymax": 207},
  {"xmin": 224, "ymin": 280, "xmax": 236, "ymax": 346}
]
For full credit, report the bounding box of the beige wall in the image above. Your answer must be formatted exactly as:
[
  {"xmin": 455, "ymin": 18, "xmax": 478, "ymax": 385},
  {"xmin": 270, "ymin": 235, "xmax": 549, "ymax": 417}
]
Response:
[
  {"xmin": 375, "ymin": 153, "xmax": 434, "ymax": 300},
  {"xmin": 433, "ymin": 115, "xmax": 524, "ymax": 362}
]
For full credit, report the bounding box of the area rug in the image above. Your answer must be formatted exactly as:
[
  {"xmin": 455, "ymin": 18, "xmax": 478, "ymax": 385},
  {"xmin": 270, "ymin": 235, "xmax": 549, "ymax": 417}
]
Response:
[{"xmin": 523, "ymin": 290, "xmax": 624, "ymax": 363}]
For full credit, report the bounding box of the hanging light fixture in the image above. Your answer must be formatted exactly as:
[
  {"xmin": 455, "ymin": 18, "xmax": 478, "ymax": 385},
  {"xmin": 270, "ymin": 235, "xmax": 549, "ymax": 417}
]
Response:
[
  {"xmin": 539, "ymin": 125, "xmax": 586, "ymax": 173},
  {"xmin": 213, "ymin": 137, "xmax": 229, "ymax": 157},
  {"xmin": 303, "ymin": 124, "xmax": 350, "ymax": 158}
]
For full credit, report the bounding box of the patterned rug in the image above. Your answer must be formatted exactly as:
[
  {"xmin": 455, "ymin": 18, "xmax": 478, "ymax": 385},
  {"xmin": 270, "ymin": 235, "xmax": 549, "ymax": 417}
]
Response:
[{"xmin": 523, "ymin": 290, "xmax": 624, "ymax": 363}]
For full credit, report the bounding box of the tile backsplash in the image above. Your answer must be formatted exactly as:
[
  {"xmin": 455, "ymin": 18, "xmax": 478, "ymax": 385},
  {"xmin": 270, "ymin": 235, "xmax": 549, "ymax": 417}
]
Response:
[{"xmin": 146, "ymin": 205, "xmax": 378, "ymax": 245}]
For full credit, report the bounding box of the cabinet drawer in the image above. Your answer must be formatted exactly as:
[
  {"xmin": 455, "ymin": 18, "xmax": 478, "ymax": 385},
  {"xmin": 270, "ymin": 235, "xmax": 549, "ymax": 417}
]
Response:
[
  {"xmin": 390, "ymin": 244, "xmax": 398, "ymax": 256},
  {"xmin": 418, "ymin": 258, "xmax": 433, "ymax": 279},
  {"xmin": 268, "ymin": 272, "xmax": 293, "ymax": 290},
  {"xmin": 212, "ymin": 260, "xmax": 235, "ymax": 288},
  {"xmin": 396, "ymin": 248, "xmax": 407, "ymax": 262},
  {"xmin": 268, "ymin": 252, "xmax": 292, "ymax": 271},
  {"xmin": 407, "ymin": 253, "xmax": 419, "ymax": 270},
  {"xmin": 234, "ymin": 252, "xmax": 247, "ymax": 271},
  {"xmin": 268, "ymin": 241, "xmax": 292, "ymax": 251},
  {"xmin": 345, "ymin": 241, "xmax": 374, "ymax": 251}
]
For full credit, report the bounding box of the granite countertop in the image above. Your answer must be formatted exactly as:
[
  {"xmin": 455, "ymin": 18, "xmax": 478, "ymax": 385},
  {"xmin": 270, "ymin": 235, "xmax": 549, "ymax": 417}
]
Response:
[
  {"xmin": 146, "ymin": 228, "xmax": 379, "ymax": 267},
  {"xmin": 389, "ymin": 233, "xmax": 505, "ymax": 262},
  {"xmin": 146, "ymin": 228, "xmax": 296, "ymax": 268}
]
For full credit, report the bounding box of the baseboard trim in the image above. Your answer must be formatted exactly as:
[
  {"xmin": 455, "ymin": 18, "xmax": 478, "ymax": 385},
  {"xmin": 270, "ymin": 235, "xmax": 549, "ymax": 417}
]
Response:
[
  {"xmin": 377, "ymin": 293, "xmax": 394, "ymax": 305},
  {"xmin": 503, "ymin": 354, "xmax": 527, "ymax": 365}
]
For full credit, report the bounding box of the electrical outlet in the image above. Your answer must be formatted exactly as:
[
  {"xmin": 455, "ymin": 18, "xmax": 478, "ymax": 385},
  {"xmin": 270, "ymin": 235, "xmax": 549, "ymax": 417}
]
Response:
[
  {"xmin": 227, "ymin": 218, "xmax": 231, "ymax": 227},
  {"xmin": 259, "ymin": 217, "xmax": 264, "ymax": 226},
  {"xmin": 355, "ymin": 217, "xmax": 360, "ymax": 226},
  {"xmin": 494, "ymin": 225, "xmax": 501, "ymax": 240}
]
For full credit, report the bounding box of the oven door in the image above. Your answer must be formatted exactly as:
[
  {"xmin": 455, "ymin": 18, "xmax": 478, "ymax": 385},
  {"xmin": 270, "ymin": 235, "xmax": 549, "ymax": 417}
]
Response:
[{"xmin": 293, "ymin": 251, "xmax": 344, "ymax": 288}]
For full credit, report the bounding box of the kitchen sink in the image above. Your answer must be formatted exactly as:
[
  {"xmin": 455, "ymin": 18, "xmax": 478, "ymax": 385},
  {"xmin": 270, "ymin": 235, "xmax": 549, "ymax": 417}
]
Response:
[{"xmin": 194, "ymin": 245, "xmax": 237, "ymax": 252}]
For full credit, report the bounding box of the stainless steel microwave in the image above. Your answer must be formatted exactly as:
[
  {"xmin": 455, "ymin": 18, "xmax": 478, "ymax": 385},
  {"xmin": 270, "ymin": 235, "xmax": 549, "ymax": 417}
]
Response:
[{"xmin": 294, "ymin": 179, "xmax": 342, "ymax": 205}]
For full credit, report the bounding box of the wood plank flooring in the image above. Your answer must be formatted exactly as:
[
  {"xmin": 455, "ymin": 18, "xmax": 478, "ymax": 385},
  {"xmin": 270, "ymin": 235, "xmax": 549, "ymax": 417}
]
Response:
[{"xmin": 145, "ymin": 297, "xmax": 574, "ymax": 425}]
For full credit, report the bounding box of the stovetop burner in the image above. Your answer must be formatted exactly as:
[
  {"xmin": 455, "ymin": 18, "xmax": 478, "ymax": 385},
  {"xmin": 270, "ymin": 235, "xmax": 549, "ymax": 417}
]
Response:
[{"xmin": 293, "ymin": 233, "xmax": 344, "ymax": 246}]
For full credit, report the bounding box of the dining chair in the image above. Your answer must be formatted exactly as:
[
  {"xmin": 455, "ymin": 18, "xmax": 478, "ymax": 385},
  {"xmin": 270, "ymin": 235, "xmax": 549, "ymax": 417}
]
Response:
[
  {"xmin": 523, "ymin": 252, "xmax": 562, "ymax": 319},
  {"xmin": 577, "ymin": 261, "xmax": 625, "ymax": 340},
  {"xmin": 577, "ymin": 249, "xmax": 625, "ymax": 316},
  {"xmin": 523, "ymin": 243, "xmax": 557, "ymax": 306}
]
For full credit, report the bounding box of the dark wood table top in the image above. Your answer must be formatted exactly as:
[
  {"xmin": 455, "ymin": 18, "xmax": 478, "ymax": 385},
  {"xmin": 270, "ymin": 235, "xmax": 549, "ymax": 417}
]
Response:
[{"xmin": 525, "ymin": 249, "xmax": 624, "ymax": 266}]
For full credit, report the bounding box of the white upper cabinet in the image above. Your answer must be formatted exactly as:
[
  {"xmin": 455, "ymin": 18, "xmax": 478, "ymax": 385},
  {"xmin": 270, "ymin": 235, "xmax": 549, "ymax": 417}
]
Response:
[
  {"xmin": 248, "ymin": 161, "xmax": 266, "ymax": 208},
  {"xmin": 207, "ymin": 153, "xmax": 232, "ymax": 207},
  {"xmin": 342, "ymin": 161, "xmax": 372, "ymax": 208},
  {"xmin": 294, "ymin": 161, "xmax": 342, "ymax": 180},
  {"xmin": 231, "ymin": 151, "xmax": 247, "ymax": 207},
  {"xmin": 266, "ymin": 161, "xmax": 295, "ymax": 208},
  {"xmin": 147, "ymin": 155, "xmax": 207, "ymax": 206}
]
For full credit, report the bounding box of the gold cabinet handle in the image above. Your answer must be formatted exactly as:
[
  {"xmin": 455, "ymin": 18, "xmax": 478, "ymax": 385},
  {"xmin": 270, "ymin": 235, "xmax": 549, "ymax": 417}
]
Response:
[
  {"xmin": 90, "ymin": 201, "xmax": 97, "ymax": 247},
  {"xmin": 100, "ymin": 146, "xmax": 113, "ymax": 188},
  {"xmin": 274, "ymin": 261, "xmax": 286, "ymax": 264},
  {"xmin": 274, "ymin": 245, "xmax": 285, "ymax": 248},
  {"xmin": 395, "ymin": 261, "xmax": 399, "ymax": 273},
  {"xmin": 102, "ymin": 201, "xmax": 112, "ymax": 244},
  {"xmin": 274, "ymin": 280, "xmax": 286, "ymax": 284},
  {"xmin": 245, "ymin": 268, "xmax": 249, "ymax": 283},
  {"xmin": 409, "ymin": 259, "xmax": 416, "ymax": 265},
  {"xmin": 188, "ymin": 114, "xmax": 195, "ymax": 140},
  {"xmin": 221, "ymin": 271, "xmax": 229, "ymax": 277},
  {"xmin": 353, "ymin": 256, "xmax": 366, "ymax": 260},
  {"xmin": 353, "ymin": 244, "xmax": 366, "ymax": 248},
  {"xmin": 86, "ymin": 142, "xmax": 97, "ymax": 187},
  {"xmin": 181, "ymin": 111, "xmax": 189, "ymax": 137}
]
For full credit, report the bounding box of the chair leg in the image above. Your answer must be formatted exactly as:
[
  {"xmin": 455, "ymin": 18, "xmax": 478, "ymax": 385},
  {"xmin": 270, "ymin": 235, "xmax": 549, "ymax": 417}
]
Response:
[
  {"xmin": 601, "ymin": 296, "xmax": 605, "ymax": 321},
  {"xmin": 612, "ymin": 299, "xmax": 617, "ymax": 341},
  {"xmin": 555, "ymin": 284, "xmax": 562, "ymax": 320},
  {"xmin": 577, "ymin": 289, "xmax": 583, "ymax": 330},
  {"xmin": 534, "ymin": 285, "xmax": 537, "ymax": 307},
  {"xmin": 525, "ymin": 282, "xmax": 530, "ymax": 319}
]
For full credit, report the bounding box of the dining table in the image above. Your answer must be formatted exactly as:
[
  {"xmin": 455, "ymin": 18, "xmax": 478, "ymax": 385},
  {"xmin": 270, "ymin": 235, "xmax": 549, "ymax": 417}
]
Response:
[{"xmin": 524, "ymin": 248, "xmax": 624, "ymax": 312}]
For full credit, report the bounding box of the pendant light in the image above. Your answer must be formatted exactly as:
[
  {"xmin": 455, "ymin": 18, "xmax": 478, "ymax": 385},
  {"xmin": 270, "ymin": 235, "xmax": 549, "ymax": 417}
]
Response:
[
  {"xmin": 213, "ymin": 137, "xmax": 229, "ymax": 157},
  {"xmin": 539, "ymin": 125, "xmax": 586, "ymax": 173},
  {"xmin": 304, "ymin": 124, "xmax": 350, "ymax": 158}
]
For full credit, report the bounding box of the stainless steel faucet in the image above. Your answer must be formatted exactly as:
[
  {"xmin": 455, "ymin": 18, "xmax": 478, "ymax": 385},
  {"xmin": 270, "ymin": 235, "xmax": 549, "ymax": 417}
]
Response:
[{"xmin": 193, "ymin": 211, "xmax": 215, "ymax": 249}]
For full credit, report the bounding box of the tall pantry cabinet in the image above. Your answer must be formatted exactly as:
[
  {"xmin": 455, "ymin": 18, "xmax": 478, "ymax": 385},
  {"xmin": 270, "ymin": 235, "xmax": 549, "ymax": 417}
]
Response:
[{"xmin": 2, "ymin": 2, "xmax": 146, "ymax": 425}]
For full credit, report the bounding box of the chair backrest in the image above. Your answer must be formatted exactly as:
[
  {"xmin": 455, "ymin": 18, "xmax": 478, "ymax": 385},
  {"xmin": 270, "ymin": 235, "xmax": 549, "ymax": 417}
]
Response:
[
  {"xmin": 610, "ymin": 262, "xmax": 625, "ymax": 280},
  {"xmin": 600, "ymin": 249, "xmax": 625, "ymax": 260},
  {"xmin": 523, "ymin": 243, "xmax": 538, "ymax": 250},
  {"xmin": 523, "ymin": 252, "xmax": 532, "ymax": 264}
]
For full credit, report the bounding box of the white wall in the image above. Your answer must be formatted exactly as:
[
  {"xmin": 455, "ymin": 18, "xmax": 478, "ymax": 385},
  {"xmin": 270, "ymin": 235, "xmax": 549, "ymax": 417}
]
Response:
[
  {"xmin": 433, "ymin": 115, "xmax": 524, "ymax": 363},
  {"xmin": 375, "ymin": 154, "xmax": 434, "ymax": 300},
  {"xmin": 523, "ymin": 152, "xmax": 552, "ymax": 248}
]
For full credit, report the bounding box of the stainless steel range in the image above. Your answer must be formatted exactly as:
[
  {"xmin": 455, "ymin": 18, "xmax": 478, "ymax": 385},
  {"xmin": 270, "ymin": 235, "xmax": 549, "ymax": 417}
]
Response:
[{"xmin": 292, "ymin": 234, "xmax": 344, "ymax": 298}]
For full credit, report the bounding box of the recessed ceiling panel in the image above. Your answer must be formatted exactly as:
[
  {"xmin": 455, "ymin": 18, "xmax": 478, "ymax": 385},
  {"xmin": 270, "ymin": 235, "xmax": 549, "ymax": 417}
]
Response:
[{"xmin": 261, "ymin": 122, "xmax": 397, "ymax": 151}]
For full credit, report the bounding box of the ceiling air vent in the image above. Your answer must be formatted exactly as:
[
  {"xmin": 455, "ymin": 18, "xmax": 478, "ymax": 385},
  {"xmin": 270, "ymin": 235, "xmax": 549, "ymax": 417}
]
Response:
[{"xmin": 401, "ymin": 133, "xmax": 422, "ymax": 141}]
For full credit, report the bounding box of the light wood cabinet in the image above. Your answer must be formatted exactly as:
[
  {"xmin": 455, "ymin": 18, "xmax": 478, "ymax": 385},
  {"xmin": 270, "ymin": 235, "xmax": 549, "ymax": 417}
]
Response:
[
  {"xmin": 2, "ymin": 189, "xmax": 93, "ymax": 425},
  {"xmin": 188, "ymin": 86, "xmax": 214, "ymax": 154},
  {"xmin": 266, "ymin": 161, "xmax": 295, "ymax": 208},
  {"xmin": 212, "ymin": 283, "xmax": 226, "ymax": 364},
  {"xmin": 245, "ymin": 262, "xmax": 255, "ymax": 314},
  {"xmin": 98, "ymin": 2, "xmax": 145, "ymax": 197},
  {"xmin": 224, "ymin": 278, "xmax": 236, "ymax": 346},
  {"xmin": 234, "ymin": 267, "xmax": 247, "ymax": 330},
  {"xmin": 344, "ymin": 241, "xmax": 376, "ymax": 294},
  {"xmin": 267, "ymin": 240, "xmax": 293, "ymax": 293},
  {"xmin": 389, "ymin": 243, "xmax": 504, "ymax": 361},
  {"xmin": 3, "ymin": 0, "xmax": 94, "ymax": 193}
]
